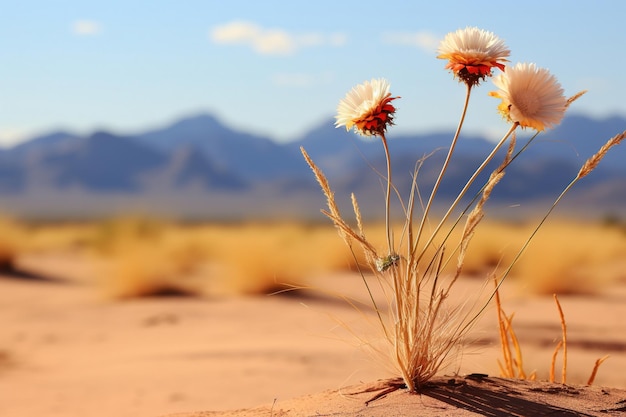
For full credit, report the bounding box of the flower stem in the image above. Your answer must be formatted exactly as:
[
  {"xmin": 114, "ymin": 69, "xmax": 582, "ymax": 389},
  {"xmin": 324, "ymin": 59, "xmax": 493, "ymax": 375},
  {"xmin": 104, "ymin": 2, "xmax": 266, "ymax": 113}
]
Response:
[
  {"xmin": 380, "ymin": 133, "xmax": 393, "ymax": 255},
  {"xmin": 413, "ymin": 122, "xmax": 518, "ymax": 263},
  {"xmin": 412, "ymin": 84, "xmax": 472, "ymax": 258}
]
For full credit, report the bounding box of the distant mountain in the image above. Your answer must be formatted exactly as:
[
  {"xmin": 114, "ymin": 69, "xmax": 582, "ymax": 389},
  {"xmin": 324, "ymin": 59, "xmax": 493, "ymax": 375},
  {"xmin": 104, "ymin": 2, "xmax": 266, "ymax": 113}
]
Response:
[
  {"xmin": 8, "ymin": 130, "xmax": 81, "ymax": 157},
  {"xmin": 0, "ymin": 130, "xmax": 248, "ymax": 195},
  {"xmin": 149, "ymin": 145, "xmax": 247, "ymax": 191},
  {"xmin": 134, "ymin": 113, "xmax": 304, "ymax": 180},
  {"xmin": 0, "ymin": 112, "xmax": 622, "ymax": 220},
  {"xmin": 36, "ymin": 131, "xmax": 167, "ymax": 191}
]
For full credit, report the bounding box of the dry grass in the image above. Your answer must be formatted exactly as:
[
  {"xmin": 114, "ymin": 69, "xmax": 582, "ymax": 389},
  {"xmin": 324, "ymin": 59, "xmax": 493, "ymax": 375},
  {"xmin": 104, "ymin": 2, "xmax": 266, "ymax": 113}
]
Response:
[
  {"xmin": 91, "ymin": 217, "xmax": 207, "ymax": 299},
  {"xmin": 461, "ymin": 219, "xmax": 626, "ymax": 295},
  {"xmin": 495, "ymin": 282, "xmax": 610, "ymax": 386},
  {"xmin": 300, "ymin": 75, "xmax": 623, "ymax": 394},
  {"xmin": 1, "ymin": 215, "xmax": 622, "ymax": 300},
  {"xmin": 301, "ymin": 137, "xmax": 521, "ymax": 393},
  {"xmin": 190, "ymin": 222, "xmax": 356, "ymax": 295},
  {"xmin": 0, "ymin": 215, "xmax": 27, "ymax": 271},
  {"xmin": 24, "ymin": 222, "xmax": 97, "ymax": 254},
  {"xmin": 22, "ymin": 218, "xmax": 358, "ymax": 298}
]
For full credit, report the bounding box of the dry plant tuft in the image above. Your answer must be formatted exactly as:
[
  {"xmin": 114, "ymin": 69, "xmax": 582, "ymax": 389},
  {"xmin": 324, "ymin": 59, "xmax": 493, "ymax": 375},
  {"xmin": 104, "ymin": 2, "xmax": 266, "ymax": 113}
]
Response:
[
  {"xmin": 0, "ymin": 215, "xmax": 27, "ymax": 271},
  {"xmin": 495, "ymin": 285, "xmax": 608, "ymax": 386},
  {"xmin": 203, "ymin": 222, "xmax": 353, "ymax": 295},
  {"xmin": 494, "ymin": 276, "xmax": 534, "ymax": 381},
  {"xmin": 91, "ymin": 219, "xmax": 359, "ymax": 298},
  {"xmin": 301, "ymin": 27, "xmax": 625, "ymax": 397},
  {"xmin": 93, "ymin": 217, "xmax": 205, "ymax": 299}
]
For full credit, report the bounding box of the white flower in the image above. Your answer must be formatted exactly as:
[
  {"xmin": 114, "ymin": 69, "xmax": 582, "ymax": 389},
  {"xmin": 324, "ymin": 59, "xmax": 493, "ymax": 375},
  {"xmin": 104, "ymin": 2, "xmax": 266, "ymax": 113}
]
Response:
[
  {"xmin": 335, "ymin": 78, "xmax": 398, "ymax": 137},
  {"xmin": 489, "ymin": 63, "xmax": 567, "ymax": 131},
  {"xmin": 437, "ymin": 27, "xmax": 510, "ymax": 87}
]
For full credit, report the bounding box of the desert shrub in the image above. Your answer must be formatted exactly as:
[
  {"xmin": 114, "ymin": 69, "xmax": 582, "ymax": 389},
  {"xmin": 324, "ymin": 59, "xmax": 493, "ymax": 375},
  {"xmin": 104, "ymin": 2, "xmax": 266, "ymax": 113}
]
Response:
[
  {"xmin": 512, "ymin": 220, "xmax": 626, "ymax": 295},
  {"xmin": 0, "ymin": 215, "xmax": 27, "ymax": 271},
  {"xmin": 198, "ymin": 222, "xmax": 357, "ymax": 295},
  {"xmin": 92, "ymin": 217, "xmax": 206, "ymax": 299}
]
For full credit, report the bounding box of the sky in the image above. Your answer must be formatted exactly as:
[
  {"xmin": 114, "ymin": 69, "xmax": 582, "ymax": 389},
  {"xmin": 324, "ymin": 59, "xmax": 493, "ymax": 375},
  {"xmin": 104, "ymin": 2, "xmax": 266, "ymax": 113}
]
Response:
[{"xmin": 1, "ymin": 0, "xmax": 625, "ymax": 146}]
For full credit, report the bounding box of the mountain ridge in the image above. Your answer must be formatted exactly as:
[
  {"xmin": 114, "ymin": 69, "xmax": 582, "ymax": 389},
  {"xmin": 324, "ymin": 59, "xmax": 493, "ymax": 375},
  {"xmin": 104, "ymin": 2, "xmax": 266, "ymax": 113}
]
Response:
[{"xmin": 0, "ymin": 112, "xmax": 623, "ymax": 220}]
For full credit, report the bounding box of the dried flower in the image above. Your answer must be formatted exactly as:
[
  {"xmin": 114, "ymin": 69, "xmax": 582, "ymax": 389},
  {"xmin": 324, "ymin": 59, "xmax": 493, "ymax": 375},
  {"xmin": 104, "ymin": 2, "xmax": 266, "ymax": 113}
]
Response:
[
  {"xmin": 335, "ymin": 78, "xmax": 398, "ymax": 137},
  {"xmin": 437, "ymin": 27, "xmax": 510, "ymax": 87},
  {"xmin": 489, "ymin": 63, "xmax": 567, "ymax": 131}
]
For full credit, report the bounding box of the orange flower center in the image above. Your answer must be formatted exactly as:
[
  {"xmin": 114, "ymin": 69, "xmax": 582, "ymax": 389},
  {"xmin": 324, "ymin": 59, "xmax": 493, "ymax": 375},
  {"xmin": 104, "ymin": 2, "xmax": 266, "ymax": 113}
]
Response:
[{"xmin": 353, "ymin": 96, "xmax": 398, "ymax": 136}]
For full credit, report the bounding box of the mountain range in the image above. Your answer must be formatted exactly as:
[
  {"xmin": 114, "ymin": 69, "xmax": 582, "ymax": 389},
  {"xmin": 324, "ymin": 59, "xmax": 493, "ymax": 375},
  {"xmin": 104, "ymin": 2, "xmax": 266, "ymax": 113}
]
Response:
[{"xmin": 0, "ymin": 112, "xmax": 623, "ymax": 220}]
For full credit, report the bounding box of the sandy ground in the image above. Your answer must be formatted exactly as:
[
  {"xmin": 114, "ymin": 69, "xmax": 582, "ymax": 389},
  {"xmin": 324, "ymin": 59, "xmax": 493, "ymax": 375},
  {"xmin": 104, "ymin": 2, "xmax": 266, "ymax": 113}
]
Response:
[{"xmin": 1, "ymin": 252, "xmax": 625, "ymax": 417}]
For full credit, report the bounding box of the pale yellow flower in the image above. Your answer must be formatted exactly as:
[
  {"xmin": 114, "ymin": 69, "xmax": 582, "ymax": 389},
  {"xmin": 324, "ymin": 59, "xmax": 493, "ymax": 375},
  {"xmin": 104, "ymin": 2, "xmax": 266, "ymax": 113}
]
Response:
[
  {"xmin": 489, "ymin": 63, "xmax": 567, "ymax": 131},
  {"xmin": 438, "ymin": 27, "xmax": 510, "ymax": 87},
  {"xmin": 335, "ymin": 78, "xmax": 398, "ymax": 137}
]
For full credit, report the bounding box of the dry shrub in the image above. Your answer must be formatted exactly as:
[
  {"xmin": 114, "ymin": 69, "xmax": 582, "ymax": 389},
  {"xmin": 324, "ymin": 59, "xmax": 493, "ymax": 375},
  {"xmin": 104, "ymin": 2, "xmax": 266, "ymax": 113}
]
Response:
[
  {"xmin": 26, "ymin": 222, "xmax": 97, "ymax": 253},
  {"xmin": 0, "ymin": 215, "xmax": 27, "ymax": 270},
  {"xmin": 199, "ymin": 222, "xmax": 357, "ymax": 295},
  {"xmin": 512, "ymin": 220, "xmax": 626, "ymax": 295},
  {"xmin": 93, "ymin": 217, "xmax": 206, "ymax": 299},
  {"xmin": 435, "ymin": 219, "xmax": 625, "ymax": 295},
  {"xmin": 23, "ymin": 218, "xmax": 374, "ymax": 298}
]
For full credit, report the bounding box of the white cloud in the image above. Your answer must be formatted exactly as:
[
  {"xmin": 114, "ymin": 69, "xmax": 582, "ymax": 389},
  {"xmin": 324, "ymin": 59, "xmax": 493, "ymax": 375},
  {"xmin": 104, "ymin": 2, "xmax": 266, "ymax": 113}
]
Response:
[
  {"xmin": 328, "ymin": 33, "xmax": 347, "ymax": 47},
  {"xmin": 72, "ymin": 19, "xmax": 102, "ymax": 36},
  {"xmin": 382, "ymin": 31, "xmax": 440, "ymax": 52},
  {"xmin": 254, "ymin": 28, "xmax": 296, "ymax": 55},
  {"xmin": 0, "ymin": 128, "xmax": 27, "ymax": 147},
  {"xmin": 210, "ymin": 21, "xmax": 346, "ymax": 55}
]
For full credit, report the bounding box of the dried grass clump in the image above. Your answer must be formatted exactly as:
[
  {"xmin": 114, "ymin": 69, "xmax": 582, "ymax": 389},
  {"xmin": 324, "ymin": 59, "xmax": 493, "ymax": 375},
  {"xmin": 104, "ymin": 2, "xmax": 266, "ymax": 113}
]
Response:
[
  {"xmin": 513, "ymin": 220, "xmax": 626, "ymax": 295},
  {"xmin": 0, "ymin": 215, "xmax": 27, "ymax": 271},
  {"xmin": 495, "ymin": 282, "xmax": 609, "ymax": 386},
  {"xmin": 301, "ymin": 57, "xmax": 624, "ymax": 397},
  {"xmin": 93, "ymin": 217, "xmax": 206, "ymax": 299},
  {"xmin": 302, "ymin": 141, "xmax": 518, "ymax": 392},
  {"xmin": 450, "ymin": 219, "xmax": 626, "ymax": 295},
  {"xmin": 25, "ymin": 222, "xmax": 96, "ymax": 254},
  {"xmin": 200, "ymin": 222, "xmax": 355, "ymax": 295}
]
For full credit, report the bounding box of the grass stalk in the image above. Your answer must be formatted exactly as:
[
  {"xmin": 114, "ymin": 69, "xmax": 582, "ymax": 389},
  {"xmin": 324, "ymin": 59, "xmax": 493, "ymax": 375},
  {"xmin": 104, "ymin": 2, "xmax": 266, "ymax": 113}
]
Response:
[
  {"xmin": 412, "ymin": 84, "xmax": 472, "ymax": 254},
  {"xmin": 554, "ymin": 294, "xmax": 568, "ymax": 384}
]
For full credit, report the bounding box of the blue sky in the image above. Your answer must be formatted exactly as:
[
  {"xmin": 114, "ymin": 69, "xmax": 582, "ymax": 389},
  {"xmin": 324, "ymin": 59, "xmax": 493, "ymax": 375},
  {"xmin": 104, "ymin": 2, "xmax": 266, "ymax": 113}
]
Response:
[{"xmin": 1, "ymin": 1, "xmax": 625, "ymax": 146}]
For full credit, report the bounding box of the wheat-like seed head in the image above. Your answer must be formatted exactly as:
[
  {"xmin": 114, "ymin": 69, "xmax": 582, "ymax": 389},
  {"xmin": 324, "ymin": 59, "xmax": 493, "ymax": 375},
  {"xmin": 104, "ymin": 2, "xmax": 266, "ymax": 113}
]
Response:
[
  {"xmin": 300, "ymin": 147, "xmax": 342, "ymax": 220},
  {"xmin": 351, "ymin": 193, "xmax": 365, "ymax": 237},
  {"xmin": 577, "ymin": 130, "xmax": 626, "ymax": 179},
  {"xmin": 565, "ymin": 90, "xmax": 587, "ymax": 108}
]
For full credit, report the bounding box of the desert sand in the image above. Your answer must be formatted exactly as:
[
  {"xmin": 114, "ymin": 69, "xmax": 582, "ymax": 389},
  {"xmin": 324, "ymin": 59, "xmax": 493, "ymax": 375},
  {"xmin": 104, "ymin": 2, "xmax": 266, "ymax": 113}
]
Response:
[{"xmin": 1, "ymin": 251, "xmax": 625, "ymax": 416}]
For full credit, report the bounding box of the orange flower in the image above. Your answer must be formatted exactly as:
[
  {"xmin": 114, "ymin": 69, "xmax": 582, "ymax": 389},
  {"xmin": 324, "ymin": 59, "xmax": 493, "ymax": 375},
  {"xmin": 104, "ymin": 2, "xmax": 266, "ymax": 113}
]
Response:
[
  {"xmin": 438, "ymin": 27, "xmax": 510, "ymax": 87},
  {"xmin": 335, "ymin": 78, "xmax": 398, "ymax": 137},
  {"xmin": 489, "ymin": 63, "xmax": 567, "ymax": 131}
]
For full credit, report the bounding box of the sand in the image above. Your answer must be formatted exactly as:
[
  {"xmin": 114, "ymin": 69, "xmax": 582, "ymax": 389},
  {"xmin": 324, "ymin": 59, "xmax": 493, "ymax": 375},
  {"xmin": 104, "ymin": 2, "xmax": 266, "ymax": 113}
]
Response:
[{"xmin": 1, "ymin": 251, "xmax": 625, "ymax": 416}]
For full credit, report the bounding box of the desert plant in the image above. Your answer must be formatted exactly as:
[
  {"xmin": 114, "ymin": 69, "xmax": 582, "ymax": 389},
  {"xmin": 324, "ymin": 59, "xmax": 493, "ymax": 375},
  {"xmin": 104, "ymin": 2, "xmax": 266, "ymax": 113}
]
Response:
[
  {"xmin": 301, "ymin": 26, "xmax": 625, "ymax": 396},
  {"xmin": 201, "ymin": 222, "xmax": 354, "ymax": 295},
  {"xmin": 0, "ymin": 215, "xmax": 27, "ymax": 271},
  {"xmin": 494, "ymin": 283, "xmax": 609, "ymax": 386},
  {"xmin": 93, "ymin": 217, "xmax": 205, "ymax": 299}
]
